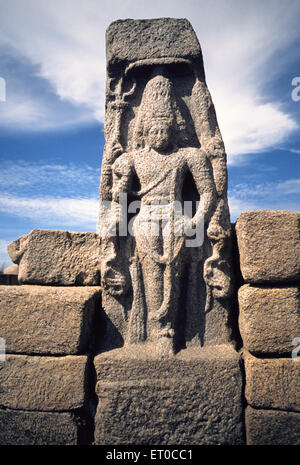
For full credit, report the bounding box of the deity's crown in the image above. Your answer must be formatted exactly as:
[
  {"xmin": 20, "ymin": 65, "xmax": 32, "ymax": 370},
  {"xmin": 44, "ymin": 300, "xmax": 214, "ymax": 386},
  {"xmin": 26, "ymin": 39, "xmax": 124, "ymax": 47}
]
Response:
[{"xmin": 134, "ymin": 72, "xmax": 188, "ymax": 147}]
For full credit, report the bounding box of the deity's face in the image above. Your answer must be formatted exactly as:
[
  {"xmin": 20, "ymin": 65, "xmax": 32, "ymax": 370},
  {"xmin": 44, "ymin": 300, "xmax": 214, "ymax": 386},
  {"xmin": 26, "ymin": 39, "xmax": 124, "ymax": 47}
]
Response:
[{"xmin": 147, "ymin": 121, "xmax": 173, "ymax": 152}]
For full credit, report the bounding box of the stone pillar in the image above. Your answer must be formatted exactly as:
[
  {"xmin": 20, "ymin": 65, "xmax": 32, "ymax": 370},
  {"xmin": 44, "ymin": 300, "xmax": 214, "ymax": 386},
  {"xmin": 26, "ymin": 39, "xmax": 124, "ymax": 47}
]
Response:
[
  {"xmin": 99, "ymin": 17, "xmax": 235, "ymax": 353},
  {"xmin": 95, "ymin": 18, "xmax": 243, "ymax": 445}
]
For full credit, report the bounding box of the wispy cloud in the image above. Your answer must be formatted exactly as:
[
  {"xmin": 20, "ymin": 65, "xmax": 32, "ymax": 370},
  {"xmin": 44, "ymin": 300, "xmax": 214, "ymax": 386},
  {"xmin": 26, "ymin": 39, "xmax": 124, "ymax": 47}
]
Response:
[
  {"xmin": 0, "ymin": 194, "xmax": 98, "ymax": 229},
  {"xmin": 0, "ymin": 160, "xmax": 100, "ymax": 260},
  {"xmin": 0, "ymin": 89, "xmax": 93, "ymax": 132},
  {"xmin": 0, "ymin": 0, "xmax": 299, "ymax": 161},
  {"xmin": 275, "ymin": 179, "xmax": 300, "ymax": 195},
  {"xmin": 229, "ymin": 177, "xmax": 300, "ymax": 220},
  {"xmin": 220, "ymin": 101, "xmax": 297, "ymax": 164},
  {"xmin": 228, "ymin": 196, "xmax": 258, "ymax": 221},
  {"xmin": 0, "ymin": 239, "xmax": 10, "ymax": 267},
  {"xmin": 0, "ymin": 160, "xmax": 100, "ymax": 197},
  {"xmin": 0, "ymin": 160, "xmax": 99, "ymax": 235},
  {"xmin": 0, "ymin": 46, "xmax": 95, "ymax": 131},
  {"xmin": 230, "ymin": 179, "xmax": 300, "ymax": 198}
]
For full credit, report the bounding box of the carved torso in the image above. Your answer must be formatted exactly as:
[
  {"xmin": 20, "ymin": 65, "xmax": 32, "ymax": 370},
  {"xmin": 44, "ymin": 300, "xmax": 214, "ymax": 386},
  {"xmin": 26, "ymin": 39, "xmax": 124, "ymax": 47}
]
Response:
[{"xmin": 113, "ymin": 147, "xmax": 214, "ymax": 206}]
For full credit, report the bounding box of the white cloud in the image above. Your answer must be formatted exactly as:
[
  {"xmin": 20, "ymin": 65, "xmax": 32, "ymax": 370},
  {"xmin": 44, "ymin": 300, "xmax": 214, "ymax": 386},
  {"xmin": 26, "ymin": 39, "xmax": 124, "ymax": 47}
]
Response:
[
  {"xmin": 0, "ymin": 239, "xmax": 11, "ymax": 267},
  {"xmin": 0, "ymin": 161, "xmax": 100, "ymax": 245},
  {"xmin": 218, "ymin": 99, "xmax": 297, "ymax": 165},
  {"xmin": 0, "ymin": 194, "xmax": 99, "ymax": 229},
  {"xmin": 0, "ymin": 91, "xmax": 93, "ymax": 131},
  {"xmin": 229, "ymin": 177, "xmax": 300, "ymax": 220},
  {"xmin": 0, "ymin": 0, "xmax": 299, "ymax": 159},
  {"xmin": 273, "ymin": 178, "xmax": 300, "ymax": 195},
  {"xmin": 0, "ymin": 160, "xmax": 100, "ymax": 196},
  {"xmin": 228, "ymin": 195, "xmax": 258, "ymax": 221},
  {"xmin": 231, "ymin": 178, "xmax": 300, "ymax": 198},
  {"xmin": 0, "ymin": 160, "xmax": 101, "ymax": 262},
  {"xmin": 0, "ymin": 50, "xmax": 95, "ymax": 131}
]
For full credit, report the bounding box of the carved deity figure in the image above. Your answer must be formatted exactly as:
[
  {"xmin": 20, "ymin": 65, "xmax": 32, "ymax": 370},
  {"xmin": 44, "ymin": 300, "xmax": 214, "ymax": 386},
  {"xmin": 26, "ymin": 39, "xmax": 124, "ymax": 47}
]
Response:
[
  {"xmin": 99, "ymin": 19, "xmax": 233, "ymax": 356},
  {"xmin": 100, "ymin": 71, "xmax": 231, "ymax": 356},
  {"xmin": 109, "ymin": 74, "xmax": 217, "ymax": 355}
]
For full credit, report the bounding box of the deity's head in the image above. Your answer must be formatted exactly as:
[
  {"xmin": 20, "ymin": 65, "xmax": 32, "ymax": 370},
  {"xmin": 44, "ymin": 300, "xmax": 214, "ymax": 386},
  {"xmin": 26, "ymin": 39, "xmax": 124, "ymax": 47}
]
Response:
[
  {"xmin": 134, "ymin": 73, "xmax": 187, "ymax": 151},
  {"xmin": 146, "ymin": 117, "xmax": 173, "ymax": 151}
]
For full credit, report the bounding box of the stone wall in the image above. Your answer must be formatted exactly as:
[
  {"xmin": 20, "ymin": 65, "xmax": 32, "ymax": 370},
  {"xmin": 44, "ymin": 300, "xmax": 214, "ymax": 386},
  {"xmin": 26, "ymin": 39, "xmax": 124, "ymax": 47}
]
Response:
[
  {"xmin": 0, "ymin": 230, "xmax": 101, "ymax": 445},
  {"xmin": 0, "ymin": 211, "xmax": 299, "ymax": 445},
  {"xmin": 235, "ymin": 210, "xmax": 300, "ymax": 445}
]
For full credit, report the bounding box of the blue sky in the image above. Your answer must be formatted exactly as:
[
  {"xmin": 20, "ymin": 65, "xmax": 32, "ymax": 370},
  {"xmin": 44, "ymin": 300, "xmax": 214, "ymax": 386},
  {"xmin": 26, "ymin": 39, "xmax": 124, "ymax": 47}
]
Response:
[{"xmin": 0, "ymin": 0, "xmax": 300, "ymax": 265}]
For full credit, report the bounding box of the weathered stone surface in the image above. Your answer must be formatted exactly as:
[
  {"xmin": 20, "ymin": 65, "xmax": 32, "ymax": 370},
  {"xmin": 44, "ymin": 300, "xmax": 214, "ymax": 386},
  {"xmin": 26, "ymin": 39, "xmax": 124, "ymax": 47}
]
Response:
[
  {"xmin": 245, "ymin": 407, "xmax": 300, "ymax": 445},
  {"xmin": 0, "ymin": 285, "xmax": 100, "ymax": 354},
  {"xmin": 94, "ymin": 345, "xmax": 244, "ymax": 445},
  {"xmin": 244, "ymin": 350, "xmax": 300, "ymax": 412},
  {"xmin": 3, "ymin": 264, "xmax": 18, "ymax": 275},
  {"xmin": 106, "ymin": 18, "xmax": 204, "ymax": 72},
  {"xmin": 0, "ymin": 408, "xmax": 91, "ymax": 445},
  {"xmin": 235, "ymin": 210, "xmax": 300, "ymax": 283},
  {"xmin": 8, "ymin": 229, "xmax": 101, "ymax": 285},
  {"xmin": 0, "ymin": 355, "xmax": 89, "ymax": 411},
  {"xmin": 239, "ymin": 285, "xmax": 300, "ymax": 355},
  {"xmin": 100, "ymin": 18, "xmax": 234, "ymax": 356}
]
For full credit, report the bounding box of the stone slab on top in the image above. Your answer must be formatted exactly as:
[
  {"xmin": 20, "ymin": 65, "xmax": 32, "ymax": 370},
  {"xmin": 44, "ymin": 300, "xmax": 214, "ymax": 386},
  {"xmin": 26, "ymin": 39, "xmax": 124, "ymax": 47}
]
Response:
[{"xmin": 106, "ymin": 18, "xmax": 204, "ymax": 72}]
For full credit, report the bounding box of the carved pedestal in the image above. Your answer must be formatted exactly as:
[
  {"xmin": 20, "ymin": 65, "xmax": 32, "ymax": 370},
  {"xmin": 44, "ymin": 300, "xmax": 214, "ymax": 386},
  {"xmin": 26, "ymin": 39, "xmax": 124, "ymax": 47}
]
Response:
[
  {"xmin": 96, "ymin": 17, "xmax": 242, "ymax": 445},
  {"xmin": 94, "ymin": 345, "xmax": 244, "ymax": 445}
]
